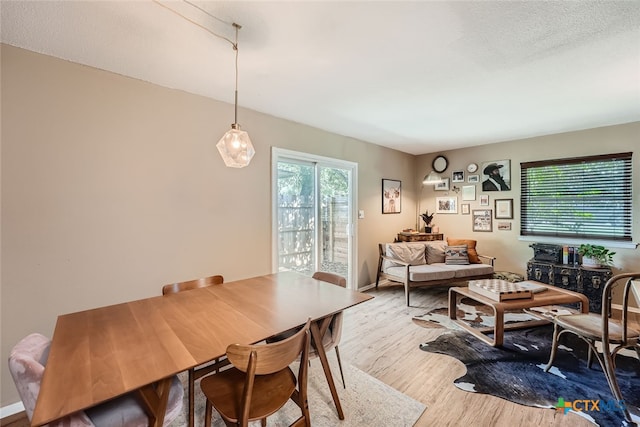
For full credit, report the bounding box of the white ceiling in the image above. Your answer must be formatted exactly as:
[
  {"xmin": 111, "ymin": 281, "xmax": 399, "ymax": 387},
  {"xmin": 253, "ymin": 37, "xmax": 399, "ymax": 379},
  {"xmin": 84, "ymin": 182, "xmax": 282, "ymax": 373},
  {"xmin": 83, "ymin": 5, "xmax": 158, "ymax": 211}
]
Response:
[{"xmin": 2, "ymin": 1, "xmax": 639, "ymax": 155}]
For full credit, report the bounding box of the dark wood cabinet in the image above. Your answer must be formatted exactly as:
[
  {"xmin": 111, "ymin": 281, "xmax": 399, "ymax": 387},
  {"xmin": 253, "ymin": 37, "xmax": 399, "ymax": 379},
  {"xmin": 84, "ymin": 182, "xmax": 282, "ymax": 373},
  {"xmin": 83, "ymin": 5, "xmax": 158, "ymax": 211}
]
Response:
[{"xmin": 527, "ymin": 259, "xmax": 612, "ymax": 313}]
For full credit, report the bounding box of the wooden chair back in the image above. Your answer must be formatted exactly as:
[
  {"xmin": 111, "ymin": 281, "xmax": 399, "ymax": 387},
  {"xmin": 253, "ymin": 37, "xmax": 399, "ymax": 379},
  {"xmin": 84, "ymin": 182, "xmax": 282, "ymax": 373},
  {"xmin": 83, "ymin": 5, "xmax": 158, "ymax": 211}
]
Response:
[
  {"xmin": 602, "ymin": 272, "xmax": 640, "ymax": 349},
  {"xmin": 227, "ymin": 319, "xmax": 311, "ymax": 376},
  {"xmin": 312, "ymin": 271, "xmax": 346, "ymax": 288},
  {"xmin": 162, "ymin": 275, "xmax": 224, "ymax": 295},
  {"xmin": 161, "ymin": 273, "xmax": 226, "ymax": 427}
]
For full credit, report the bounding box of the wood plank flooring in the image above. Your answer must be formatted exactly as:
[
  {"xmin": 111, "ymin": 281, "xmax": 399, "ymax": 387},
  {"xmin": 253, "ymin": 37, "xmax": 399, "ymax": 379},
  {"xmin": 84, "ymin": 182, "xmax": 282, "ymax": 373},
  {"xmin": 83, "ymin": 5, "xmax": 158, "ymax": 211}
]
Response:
[
  {"xmin": 1, "ymin": 282, "xmax": 595, "ymax": 427},
  {"xmin": 340, "ymin": 283, "xmax": 593, "ymax": 427}
]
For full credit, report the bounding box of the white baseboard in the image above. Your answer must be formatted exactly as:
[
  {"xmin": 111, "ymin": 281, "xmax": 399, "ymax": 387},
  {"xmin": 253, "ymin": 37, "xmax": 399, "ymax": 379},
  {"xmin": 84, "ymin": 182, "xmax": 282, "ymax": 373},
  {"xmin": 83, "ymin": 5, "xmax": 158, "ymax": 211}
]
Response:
[
  {"xmin": 1, "ymin": 401, "xmax": 25, "ymax": 419},
  {"xmin": 358, "ymin": 282, "xmax": 376, "ymax": 292}
]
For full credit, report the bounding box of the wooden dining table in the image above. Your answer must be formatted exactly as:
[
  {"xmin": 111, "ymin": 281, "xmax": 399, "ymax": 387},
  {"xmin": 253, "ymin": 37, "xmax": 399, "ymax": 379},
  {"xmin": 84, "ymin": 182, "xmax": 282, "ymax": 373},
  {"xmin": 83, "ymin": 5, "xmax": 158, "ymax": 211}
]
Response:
[{"xmin": 31, "ymin": 271, "xmax": 373, "ymax": 427}]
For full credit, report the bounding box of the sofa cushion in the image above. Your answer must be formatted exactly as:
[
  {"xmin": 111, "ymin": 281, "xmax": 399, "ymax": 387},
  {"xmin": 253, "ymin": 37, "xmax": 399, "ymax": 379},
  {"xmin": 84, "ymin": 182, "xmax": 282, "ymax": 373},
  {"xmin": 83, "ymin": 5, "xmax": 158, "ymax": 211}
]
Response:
[
  {"xmin": 445, "ymin": 245, "xmax": 470, "ymax": 265},
  {"xmin": 384, "ymin": 243, "xmax": 426, "ymax": 269},
  {"xmin": 385, "ymin": 264, "xmax": 456, "ymax": 282},
  {"xmin": 447, "ymin": 238, "xmax": 481, "ymax": 264},
  {"xmin": 435, "ymin": 262, "xmax": 494, "ymax": 278},
  {"xmin": 425, "ymin": 241, "xmax": 446, "ymax": 264}
]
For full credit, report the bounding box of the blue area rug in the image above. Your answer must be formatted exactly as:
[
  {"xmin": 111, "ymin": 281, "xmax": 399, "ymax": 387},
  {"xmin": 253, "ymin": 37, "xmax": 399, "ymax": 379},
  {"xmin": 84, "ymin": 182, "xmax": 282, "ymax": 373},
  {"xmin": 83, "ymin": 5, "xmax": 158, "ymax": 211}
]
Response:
[{"xmin": 420, "ymin": 325, "xmax": 639, "ymax": 426}]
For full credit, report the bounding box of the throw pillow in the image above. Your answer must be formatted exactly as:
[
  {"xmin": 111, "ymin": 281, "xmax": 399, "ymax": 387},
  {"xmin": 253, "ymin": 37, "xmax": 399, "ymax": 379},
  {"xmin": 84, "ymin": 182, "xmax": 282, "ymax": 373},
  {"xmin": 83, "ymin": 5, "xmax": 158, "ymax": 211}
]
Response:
[
  {"xmin": 447, "ymin": 238, "xmax": 481, "ymax": 264},
  {"xmin": 445, "ymin": 245, "xmax": 470, "ymax": 265},
  {"xmin": 426, "ymin": 242, "xmax": 446, "ymax": 264},
  {"xmin": 386, "ymin": 243, "xmax": 427, "ymax": 268}
]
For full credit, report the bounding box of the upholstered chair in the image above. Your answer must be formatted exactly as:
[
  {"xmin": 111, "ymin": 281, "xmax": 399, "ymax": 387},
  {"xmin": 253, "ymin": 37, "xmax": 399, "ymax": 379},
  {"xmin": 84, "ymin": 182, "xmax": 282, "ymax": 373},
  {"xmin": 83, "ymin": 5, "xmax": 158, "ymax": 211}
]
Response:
[{"xmin": 8, "ymin": 333, "xmax": 184, "ymax": 427}]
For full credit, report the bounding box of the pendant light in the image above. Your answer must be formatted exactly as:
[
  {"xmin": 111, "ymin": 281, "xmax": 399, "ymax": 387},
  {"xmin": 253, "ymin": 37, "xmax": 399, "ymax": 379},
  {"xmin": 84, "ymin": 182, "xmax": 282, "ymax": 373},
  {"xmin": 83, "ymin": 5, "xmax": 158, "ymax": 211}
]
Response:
[{"xmin": 216, "ymin": 23, "xmax": 255, "ymax": 168}]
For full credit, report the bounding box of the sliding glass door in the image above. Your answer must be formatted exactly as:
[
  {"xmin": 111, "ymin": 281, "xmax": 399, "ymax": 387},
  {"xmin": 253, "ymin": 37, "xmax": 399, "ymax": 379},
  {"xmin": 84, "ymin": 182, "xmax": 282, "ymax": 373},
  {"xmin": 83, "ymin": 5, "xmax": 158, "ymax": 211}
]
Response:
[{"xmin": 272, "ymin": 148, "xmax": 357, "ymax": 288}]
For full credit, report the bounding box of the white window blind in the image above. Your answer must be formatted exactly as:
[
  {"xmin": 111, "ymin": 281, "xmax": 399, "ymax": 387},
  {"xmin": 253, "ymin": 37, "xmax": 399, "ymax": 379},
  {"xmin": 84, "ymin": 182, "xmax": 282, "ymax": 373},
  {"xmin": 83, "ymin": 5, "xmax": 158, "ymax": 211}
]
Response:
[{"xmin": 520, "ymin": 152, "xmax": 632, "ymax": 241}]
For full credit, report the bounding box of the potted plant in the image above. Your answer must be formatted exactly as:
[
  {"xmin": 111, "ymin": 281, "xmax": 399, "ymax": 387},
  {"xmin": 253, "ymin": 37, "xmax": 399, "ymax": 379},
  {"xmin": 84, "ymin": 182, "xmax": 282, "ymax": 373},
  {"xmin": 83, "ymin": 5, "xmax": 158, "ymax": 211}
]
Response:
[
  {"xmin": 420, "ymin": 210, "xmax": 435, "ymax": 233},
  {"xmin": 577, "ymin": 244, "xmax": 616, "ymax": 267}
]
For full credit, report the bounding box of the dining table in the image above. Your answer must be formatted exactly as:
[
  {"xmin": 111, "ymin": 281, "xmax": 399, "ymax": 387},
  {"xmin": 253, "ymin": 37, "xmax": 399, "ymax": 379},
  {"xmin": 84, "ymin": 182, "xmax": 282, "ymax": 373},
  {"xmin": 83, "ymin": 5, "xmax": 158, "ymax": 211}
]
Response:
[{"xmin": 31, "ymin": 271, "xmax": 373, "ymax": 427}]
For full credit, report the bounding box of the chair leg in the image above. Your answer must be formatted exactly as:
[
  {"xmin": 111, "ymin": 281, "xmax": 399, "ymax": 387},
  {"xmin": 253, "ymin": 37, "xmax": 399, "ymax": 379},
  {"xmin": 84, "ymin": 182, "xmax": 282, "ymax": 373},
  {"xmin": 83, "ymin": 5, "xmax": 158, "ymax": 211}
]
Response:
[
  {"xmin": 544, "ymin": 322, "xmax": 562, "ymax": 372},
  {"xmin": 204, "ymin": 400, "xmax": 213, "ymax": 427},
  {"xmin": 188, "ymin": 368, "xmax": 195, "ymax": 427},
  {"xmin": 587, "ymin": 344, "xmax": 594, "ymax": 369},
  {"xmin": 376, "ymin": 253, "xmax": 383, "ymax": 289},
  {"xmin": 405, "ymin": 279, "xmax": 410, "ymax": 307},
  {"xmin": 334, "ymin": 345, "xmax": 346, "ymax": 389},
  {"xmin": 260, "ymin": 418, "xmax": 267, "ymax": 427},
  {"xmin": 603, "ymin": 348, "xmax": 634, "ymax": 423}
]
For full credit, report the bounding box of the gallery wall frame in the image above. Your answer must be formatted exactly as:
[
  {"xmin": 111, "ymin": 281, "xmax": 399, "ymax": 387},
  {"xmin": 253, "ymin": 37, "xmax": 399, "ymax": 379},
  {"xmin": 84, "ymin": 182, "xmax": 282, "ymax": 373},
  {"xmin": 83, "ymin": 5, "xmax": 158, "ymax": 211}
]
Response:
[
  {"xmin": 452, "ymin": 171, "xmax": 464, "ymax": 183},
  {"xmin": 461, "ymin": 203, "xmax": 470, "ymax": 215},
  {"xmin": 435, "ymin": 178, "xmax": 450, "ymax": 191},
  {"xmin": 468, "ymin": 174, "xmax": 479, "ymax": 183},
  {"xmin": 480, "ymin": 195, "xmax": 489, "ymax": 206},
  {"xmin": 436, "ymin": 196, "xmax": 458, "ymax": 214},
  {"xmin": 472, "ymin": 209, "xmax": 493, "ymax": 232},
  {"xmin": 462, "ymin": 185, "xmax": 476, "ymax": 201},
  {"xmin": 382, "ymin": 179, "xmax": 401, "ymax": 214},
  {"xmin": 495, "ymin": 198, "xmax": 514, "ymax": 219},
  {"xmin": 481, "ymin": 159, "xmax": 511, "ymax": 191}
]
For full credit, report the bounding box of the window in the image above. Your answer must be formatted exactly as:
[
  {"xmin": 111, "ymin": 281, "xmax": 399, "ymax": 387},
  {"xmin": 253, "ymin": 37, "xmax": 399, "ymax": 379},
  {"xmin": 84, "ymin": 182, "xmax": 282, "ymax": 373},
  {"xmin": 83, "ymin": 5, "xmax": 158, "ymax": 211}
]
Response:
[{"xmin": 520, "ymin": 152, "xmax": 632, "ymax": 241}]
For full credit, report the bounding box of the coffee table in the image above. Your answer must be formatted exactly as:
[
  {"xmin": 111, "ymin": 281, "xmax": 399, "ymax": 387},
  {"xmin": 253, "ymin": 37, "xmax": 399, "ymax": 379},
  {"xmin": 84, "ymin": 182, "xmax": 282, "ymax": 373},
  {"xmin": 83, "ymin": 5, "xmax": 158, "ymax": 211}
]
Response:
[{"xmin": 448, "ymin": 281, "xmax": 589, "ymax": 347}]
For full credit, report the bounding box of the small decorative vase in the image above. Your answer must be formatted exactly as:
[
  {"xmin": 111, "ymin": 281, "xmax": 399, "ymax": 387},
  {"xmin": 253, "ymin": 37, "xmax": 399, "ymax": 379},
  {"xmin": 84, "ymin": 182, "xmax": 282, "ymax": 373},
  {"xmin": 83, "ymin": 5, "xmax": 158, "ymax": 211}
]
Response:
[{"xmin": 424, "ymin": 226, "xmax": 432, "ymax": 233}]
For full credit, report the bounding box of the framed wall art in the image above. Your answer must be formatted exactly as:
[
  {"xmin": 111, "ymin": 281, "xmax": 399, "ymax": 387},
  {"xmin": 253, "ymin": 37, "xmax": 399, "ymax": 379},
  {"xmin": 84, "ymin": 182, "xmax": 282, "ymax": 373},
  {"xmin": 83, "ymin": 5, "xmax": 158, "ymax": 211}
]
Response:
[
  {"xmin": 382, "ymin": 179, "xmax": 401, "ymax": 214},
  {"xmin": 480, "ymin": 195, "xmax": 489, "ymax": 206},
  {"xmin": 436, "ymin": 196, "xmax": 458, "ymax": 214},
  {"xmin": 452, "ymin": 170, "xmax": 464, "ymax": 183},
  {"xmin": 481, "ymin": 159, "xmax": 511, "ymax": 191},
  {"xmin": 462, "ymin": 185, "xmax": 476, "ymax": 201},
  {"xmin": 435, "ymin": 178, "xmax": 450, "ymax": 191},
  {"xmin": 461, "ymin": 203, "xmax": 470, "ymax": 215},
  {"xmin": 472, "ymin": 209, "xmax": 493, "ymax": 232},
  {"xmin": 495, "ymin": 199, "xmax": 513, "ymax": 219},
  {"xmin": 497, "ymin": 222, "xmax": 512, "ymax": 231},
  {"xmin": 468, "ymin": 174, "xmax": 479, "ymax": 183}
]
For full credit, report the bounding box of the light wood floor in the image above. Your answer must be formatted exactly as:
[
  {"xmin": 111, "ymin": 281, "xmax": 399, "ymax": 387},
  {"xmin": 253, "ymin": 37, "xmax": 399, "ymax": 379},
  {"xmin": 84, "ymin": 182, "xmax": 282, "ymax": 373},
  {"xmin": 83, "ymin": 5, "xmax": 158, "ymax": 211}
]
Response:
[
  {"xmin": 1, "ymin": 283, "xmax": 596, "ymax": 427},
  {"xmin": 340, "ymin": 283, "xmax": 594, "ymax": 427}
]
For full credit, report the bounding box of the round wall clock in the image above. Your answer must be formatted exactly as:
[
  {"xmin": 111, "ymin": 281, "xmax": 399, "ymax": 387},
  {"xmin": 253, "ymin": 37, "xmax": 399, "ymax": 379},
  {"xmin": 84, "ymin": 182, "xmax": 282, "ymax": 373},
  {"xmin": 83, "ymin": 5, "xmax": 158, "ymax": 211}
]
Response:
[
  {"xmin": 467, "ymin": 163, "xmax": 478, "ymax": 173},
  {"xmin": 432, "ymin": 155, "xmax": 448, "ymax": 173}
]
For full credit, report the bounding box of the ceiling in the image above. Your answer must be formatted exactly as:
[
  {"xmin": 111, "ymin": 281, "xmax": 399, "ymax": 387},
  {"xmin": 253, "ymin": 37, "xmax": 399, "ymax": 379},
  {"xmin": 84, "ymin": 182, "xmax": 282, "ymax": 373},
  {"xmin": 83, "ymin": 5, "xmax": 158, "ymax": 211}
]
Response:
[{"xmin": 2, "ymin": 1, "xmax": 639, "ymax": 155}]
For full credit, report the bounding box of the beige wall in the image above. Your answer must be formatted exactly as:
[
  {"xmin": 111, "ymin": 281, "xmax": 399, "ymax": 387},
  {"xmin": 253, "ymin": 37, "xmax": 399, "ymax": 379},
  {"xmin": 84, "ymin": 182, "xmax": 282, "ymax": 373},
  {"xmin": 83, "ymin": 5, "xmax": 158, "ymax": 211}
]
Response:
[
  {"xmin": 416, "ymin": 122, "xmax": 640, "ymax": 275},
  {"xmin": 1, "ymin": 45, "xmax": 418, "ymax": 405}
]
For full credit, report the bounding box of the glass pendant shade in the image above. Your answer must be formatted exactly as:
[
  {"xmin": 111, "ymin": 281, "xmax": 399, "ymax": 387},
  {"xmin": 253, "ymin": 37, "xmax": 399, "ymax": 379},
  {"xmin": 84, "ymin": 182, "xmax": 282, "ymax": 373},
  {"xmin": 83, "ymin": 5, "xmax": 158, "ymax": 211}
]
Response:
[
  {"xmin": 216, "ymin": 124, "xmax": 255, "ymax": 168},
  {"xmin": 422, "ymin": 171, "xmax": 444, "ymax": 185}
]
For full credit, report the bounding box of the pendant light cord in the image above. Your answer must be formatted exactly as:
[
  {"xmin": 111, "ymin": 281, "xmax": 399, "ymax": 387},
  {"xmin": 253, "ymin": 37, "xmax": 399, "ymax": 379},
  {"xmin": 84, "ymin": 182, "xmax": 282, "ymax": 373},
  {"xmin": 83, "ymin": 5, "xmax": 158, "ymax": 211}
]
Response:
[
  {"xmin": 233, "ymin": 23, "xmax": 239, "ymax": 125},
  {"xmin": 154, "ymin": 0, "xmax": 243, "ymax": 126},
  {"xmin": 153, "ymin": 1, "xmax": 236, "ymax": 46}
]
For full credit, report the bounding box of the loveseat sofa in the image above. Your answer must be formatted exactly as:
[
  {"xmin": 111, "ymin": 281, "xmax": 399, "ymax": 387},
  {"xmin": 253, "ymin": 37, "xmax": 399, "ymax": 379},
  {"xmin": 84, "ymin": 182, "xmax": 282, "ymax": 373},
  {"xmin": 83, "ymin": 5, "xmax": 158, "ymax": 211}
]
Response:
[{"xmin": 376, "ymin": 239, "xmax": 495, "ymax": 306}]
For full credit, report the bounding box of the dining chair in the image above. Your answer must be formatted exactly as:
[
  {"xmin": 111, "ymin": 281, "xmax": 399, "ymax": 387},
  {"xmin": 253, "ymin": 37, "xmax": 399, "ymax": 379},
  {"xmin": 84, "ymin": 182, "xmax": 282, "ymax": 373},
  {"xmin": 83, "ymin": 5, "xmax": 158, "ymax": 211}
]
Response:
[
  {"xmin": 8, "ymin": 333, "xmax": 183, "ymax": 427},
  {"xmin": 200, "ymin": 319, "xmax": 312, "ymax": 427},
  {"xmin": 162, "ymin": 274, "xmax": 224, "ymax": 295},
  {"xmin": 544, "ymin": 272, "xmax": 640, "ymax": 423},
  {"xmin": 162, "ymin": 274, "xmax": 227, "ymax": 427},
  {"xmin": 310, "ymin": 271, "xmax": 347, "ymax": 388},
  {"xmin": 266, "ymin": 271, "xmax": 347, "ymax": 388}
]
